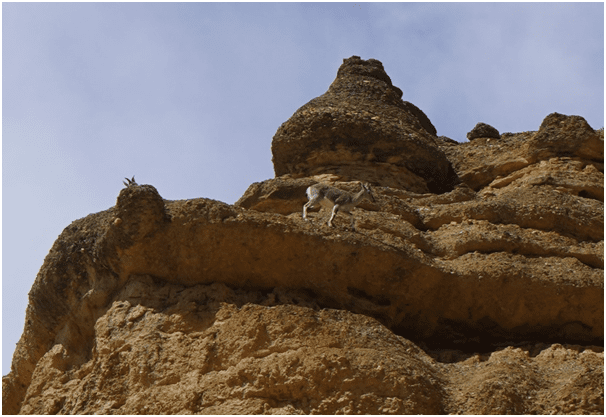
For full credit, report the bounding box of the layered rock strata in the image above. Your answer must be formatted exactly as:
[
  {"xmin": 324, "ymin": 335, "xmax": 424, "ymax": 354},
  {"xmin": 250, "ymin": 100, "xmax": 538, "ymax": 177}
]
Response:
[
  {"xmin": 3, "ymin": 56, "xmax": 603, "ymax": 414},
  {"xmin": 271, "ymin": 56, "xmax": 459, "ymax": 193}
]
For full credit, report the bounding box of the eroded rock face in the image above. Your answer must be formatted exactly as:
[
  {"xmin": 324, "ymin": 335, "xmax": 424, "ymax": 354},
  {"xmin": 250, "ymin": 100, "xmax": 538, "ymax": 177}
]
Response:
[
  {"xmin": 271, "ymin": 56, "xmax": 459, "ymax": 193},
  {"xmin": 443, "ymin": 112, "xmax": 604, "ymax": 190},
  {"xmin": 14, "ymin": 277, "xmax": 604, "ymax": 415},
  {"xmin": 18, "ymin": 278, "xmax": 444, "ymax": 414},
  {"xmin": 527, "ymin": 112, "xmax": 603, "ymax": 163},
  {"xmin": 3, "ymin": 57, "xmax": 604, "ymax": 415}
]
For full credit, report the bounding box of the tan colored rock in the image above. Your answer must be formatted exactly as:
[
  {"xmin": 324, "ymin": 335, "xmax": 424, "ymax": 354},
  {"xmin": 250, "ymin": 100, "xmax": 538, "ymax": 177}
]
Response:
[
  {"xmin": 235, "ymin": 176, "xmax": 317, "ymax": 215},
  {"xmin": 3, "ymin": 56, "xmax": 603, "ymax": 414},
  {"xmin": 11, "ymin": 277, "xmax": 604, "ymax": 414},
  {"xmin": 17, "ymin": 279, "xmax": 444, "ymax": 414},
  {"xmin": 437, "ymin": 344, "xmax": 604, "ymax": 414},
  {"xmin": 4, "ymin": 175, "xmax": 603, "ymax": 414},
  {"xmin": 526, "ymin": 112, "xmax": 603, "ymax": 163},
  {"xmin": 271, "ymin": 56, "xmax": 459, "ymax": 193},
  {"xmin": 441, "ymin": 113, "xmax": 604, "ymax": 190}
]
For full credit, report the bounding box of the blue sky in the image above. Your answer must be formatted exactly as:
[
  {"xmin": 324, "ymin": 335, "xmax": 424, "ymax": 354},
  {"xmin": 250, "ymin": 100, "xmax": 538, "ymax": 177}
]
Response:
[{"xmin": 2, "ymin": 2, "xmax": 604, "ymax": 375}]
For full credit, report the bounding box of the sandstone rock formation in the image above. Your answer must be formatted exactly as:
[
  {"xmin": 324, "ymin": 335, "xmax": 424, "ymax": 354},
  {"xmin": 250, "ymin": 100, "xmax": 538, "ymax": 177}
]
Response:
[
  {"xmin": 3, "ymin": 56, "xmax": 603, "ymax": 414},
  {"xmin": 271, "ymin": 56, "xmax": 458, "ymax": 194}
]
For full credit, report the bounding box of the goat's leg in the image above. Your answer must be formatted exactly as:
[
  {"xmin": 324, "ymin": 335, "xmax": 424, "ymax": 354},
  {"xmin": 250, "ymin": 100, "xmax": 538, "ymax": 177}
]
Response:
[
  {"xmin": 342, "ymin": 210, "xmax": 355, "ymax": 231},
  {"xmin": 303, "ymin": 201, "xmax": 316, "ymax": 221},
  {"xmin": 327, "ymin": 205, "xmax": 340, "ymax": 227}
]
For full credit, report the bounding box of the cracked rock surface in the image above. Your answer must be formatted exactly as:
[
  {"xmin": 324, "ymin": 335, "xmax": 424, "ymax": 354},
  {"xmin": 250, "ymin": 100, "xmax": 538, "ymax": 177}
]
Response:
[{"xmin": 3, "ymin": 56, "xmax": 603, "ymax": 414}]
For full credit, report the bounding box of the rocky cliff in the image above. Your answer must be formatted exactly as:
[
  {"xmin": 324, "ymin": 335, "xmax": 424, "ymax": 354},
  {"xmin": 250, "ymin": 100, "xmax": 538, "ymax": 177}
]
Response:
[{"xmin": 3, "ymin": 56, "xmax": 603, "ymax": 414}]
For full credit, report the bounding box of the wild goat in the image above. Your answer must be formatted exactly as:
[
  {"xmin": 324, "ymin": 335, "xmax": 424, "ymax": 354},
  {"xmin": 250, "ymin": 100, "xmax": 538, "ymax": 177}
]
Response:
[{"xmin": 302, "ymin": 182, "xmax": 375, "ymax": 228}]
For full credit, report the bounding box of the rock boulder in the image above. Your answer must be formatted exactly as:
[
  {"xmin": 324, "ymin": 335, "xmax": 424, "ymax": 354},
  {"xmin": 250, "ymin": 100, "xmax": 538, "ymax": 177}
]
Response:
[{"xmin": 467, "ymin": 122, "xmax": 500, "ymax": 140}]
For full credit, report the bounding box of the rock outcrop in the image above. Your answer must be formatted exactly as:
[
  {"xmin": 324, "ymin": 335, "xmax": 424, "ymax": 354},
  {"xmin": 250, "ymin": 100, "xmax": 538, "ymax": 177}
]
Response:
[
  {"xmin": 271, "ymin": 56, "xmax": 458, "ymax": 194},
  {"xmin": 3, "ymin": 56, "xmax": 603, "ymax": 415},
  {"xmin": 467, "ymin": 122, "xmax": 500, "ymax": 140}
]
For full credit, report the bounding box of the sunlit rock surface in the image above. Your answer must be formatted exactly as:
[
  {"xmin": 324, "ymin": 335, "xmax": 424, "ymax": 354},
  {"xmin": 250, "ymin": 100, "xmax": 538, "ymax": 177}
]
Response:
[{"xmin": 3, "ymin": 56, "xmax": 603, "ymax": 415}]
